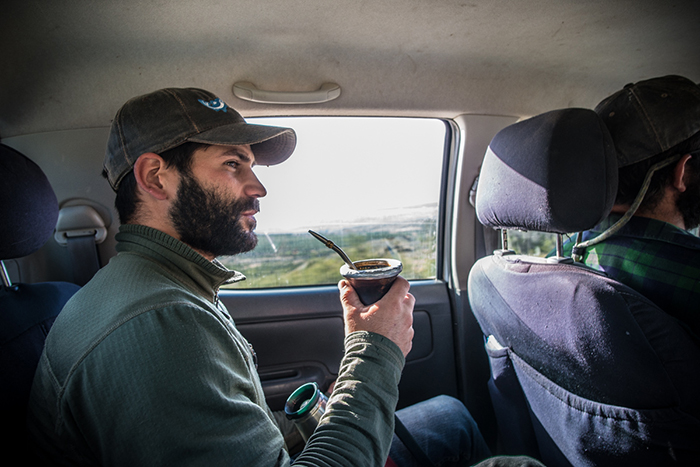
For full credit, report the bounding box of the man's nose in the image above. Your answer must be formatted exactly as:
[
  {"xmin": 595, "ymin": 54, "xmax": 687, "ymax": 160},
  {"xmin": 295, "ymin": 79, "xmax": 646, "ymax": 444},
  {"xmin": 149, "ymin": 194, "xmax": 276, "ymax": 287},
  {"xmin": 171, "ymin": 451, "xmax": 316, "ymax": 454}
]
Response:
[{"xmin": 245, "ymin": 171, "xmax": 267, "ymax": 198}]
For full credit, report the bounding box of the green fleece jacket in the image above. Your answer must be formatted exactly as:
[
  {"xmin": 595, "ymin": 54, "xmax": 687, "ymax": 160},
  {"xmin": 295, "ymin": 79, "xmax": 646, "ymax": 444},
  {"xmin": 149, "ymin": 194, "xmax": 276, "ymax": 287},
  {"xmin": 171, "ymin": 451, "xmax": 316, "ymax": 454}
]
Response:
[{"xmin": 27, "ymin": 224, "xmax": 405, "ymax": 466}]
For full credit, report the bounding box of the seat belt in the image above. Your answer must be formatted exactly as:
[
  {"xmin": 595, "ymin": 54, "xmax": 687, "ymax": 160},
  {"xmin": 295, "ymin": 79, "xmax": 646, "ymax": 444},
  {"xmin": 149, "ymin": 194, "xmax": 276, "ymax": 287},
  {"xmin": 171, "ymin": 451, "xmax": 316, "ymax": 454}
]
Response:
[
  {"xmin": 64, "ymin": 234, "xmax": 102, "ymax": 286},
  {"xmin": 394, "ymin": 414, "xmax": 436, "ymax": 467},
  {"xmin": 54, "ymin": 204, "xmax": 108, "ymax": 286}
]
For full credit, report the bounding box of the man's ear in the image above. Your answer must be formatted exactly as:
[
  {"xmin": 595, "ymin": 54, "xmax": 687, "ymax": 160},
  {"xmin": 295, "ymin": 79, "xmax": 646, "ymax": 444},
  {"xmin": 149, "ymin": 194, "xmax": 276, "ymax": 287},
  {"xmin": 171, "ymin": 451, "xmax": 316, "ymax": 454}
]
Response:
[
  {"xmin": 673, "ymin": 153, "xmax": 693, "ymax": 193},
  {"xmin": 133, "ymin": 153, "xmax": 176, "ymax": 200}
]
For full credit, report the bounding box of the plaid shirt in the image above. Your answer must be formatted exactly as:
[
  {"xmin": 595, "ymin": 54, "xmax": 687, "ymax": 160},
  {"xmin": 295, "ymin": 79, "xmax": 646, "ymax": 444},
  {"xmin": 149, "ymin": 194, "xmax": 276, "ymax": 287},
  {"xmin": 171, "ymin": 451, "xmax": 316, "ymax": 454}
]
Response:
[{"xmin": 562, "ymin": 213, "xmax": 700, "ymax": 339}]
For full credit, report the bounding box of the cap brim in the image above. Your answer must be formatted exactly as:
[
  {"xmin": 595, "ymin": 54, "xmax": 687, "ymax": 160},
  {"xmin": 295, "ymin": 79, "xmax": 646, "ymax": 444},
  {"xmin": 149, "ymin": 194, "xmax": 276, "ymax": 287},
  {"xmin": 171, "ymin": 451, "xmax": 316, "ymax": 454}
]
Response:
[{"xmin": 187, "ymin": 122, "xmax": 297, "ymax": 166}]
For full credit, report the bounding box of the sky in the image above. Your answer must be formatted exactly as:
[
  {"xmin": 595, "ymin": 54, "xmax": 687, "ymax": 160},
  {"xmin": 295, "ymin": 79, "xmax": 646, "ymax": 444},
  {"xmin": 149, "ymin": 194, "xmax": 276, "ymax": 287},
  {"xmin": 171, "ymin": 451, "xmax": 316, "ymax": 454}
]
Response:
[{"xmin": 248, "ymin": 116, "xmax": 446, "ymax": 233}]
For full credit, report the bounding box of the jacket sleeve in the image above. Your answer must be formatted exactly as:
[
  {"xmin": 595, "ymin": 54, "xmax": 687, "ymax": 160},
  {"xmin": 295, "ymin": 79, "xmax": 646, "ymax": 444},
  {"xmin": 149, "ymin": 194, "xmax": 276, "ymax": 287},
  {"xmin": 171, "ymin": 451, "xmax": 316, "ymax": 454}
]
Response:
[{"xmin": 293, "ymin": 331, "xmax": 406, "ymax": 467}]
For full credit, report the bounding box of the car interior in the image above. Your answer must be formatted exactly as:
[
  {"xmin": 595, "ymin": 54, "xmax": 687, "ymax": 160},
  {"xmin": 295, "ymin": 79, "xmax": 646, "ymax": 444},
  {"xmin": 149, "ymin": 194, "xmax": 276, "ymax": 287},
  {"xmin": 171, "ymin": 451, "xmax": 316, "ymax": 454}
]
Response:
[{"xmin": 2, "ymin": 0, "xmax": 699, "ymax": 465}]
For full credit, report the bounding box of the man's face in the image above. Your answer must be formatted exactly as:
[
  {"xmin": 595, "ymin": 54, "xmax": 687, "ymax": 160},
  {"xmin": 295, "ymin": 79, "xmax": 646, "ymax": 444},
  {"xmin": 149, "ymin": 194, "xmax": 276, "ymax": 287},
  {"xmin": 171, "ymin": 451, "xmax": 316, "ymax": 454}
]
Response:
[
  {"xmin": 677, "ymin": 156, "xmax": 700, "ymax": 230},
  {"xmin": 168, "ymin": 144, "xmax": 267, "ymax": 258}
]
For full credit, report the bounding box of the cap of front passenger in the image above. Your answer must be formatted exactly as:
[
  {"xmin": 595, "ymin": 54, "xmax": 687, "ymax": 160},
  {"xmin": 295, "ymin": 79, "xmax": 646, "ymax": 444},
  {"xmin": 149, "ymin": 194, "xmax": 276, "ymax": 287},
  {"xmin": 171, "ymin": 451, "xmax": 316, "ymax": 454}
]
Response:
[
  {"xmin": 103, "ymin": 88, "xmax": 296, "ymax": 191},
  {"xmin": 594, "ymin": 75, "xmax": 700, "ymax": 167}
]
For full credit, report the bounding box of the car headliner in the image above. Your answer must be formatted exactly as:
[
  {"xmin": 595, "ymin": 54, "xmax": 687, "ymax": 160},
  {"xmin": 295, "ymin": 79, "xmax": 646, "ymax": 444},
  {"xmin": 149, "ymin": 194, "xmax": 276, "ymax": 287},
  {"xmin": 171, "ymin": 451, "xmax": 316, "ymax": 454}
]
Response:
[{"xmin": 1, "ymin": 0, "xmax": 699, "ymax": 139}]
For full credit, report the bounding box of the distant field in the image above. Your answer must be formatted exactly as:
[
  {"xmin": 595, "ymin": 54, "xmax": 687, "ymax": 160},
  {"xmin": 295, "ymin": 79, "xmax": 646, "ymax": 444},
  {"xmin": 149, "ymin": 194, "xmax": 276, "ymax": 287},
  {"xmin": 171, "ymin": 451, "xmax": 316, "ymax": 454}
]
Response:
[
  {"xmin": 507, "ymin": 230, "xmax": 557, "ymax": 257},
  {"xmin": 220, "ymin": 221, "xmax": 437, "ymax": 289}
]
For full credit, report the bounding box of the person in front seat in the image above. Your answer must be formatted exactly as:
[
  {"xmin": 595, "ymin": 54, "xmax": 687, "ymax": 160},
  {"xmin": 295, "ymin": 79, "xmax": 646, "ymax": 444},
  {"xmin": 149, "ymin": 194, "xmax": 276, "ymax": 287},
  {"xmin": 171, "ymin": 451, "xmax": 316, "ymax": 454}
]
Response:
[
  {"xmin": 563, "ymin": 75, "xmax": 700, "ymax": 341},
  {"xmin": 25, "ymin": 87, "xmax": 500, "ymax": 467}
]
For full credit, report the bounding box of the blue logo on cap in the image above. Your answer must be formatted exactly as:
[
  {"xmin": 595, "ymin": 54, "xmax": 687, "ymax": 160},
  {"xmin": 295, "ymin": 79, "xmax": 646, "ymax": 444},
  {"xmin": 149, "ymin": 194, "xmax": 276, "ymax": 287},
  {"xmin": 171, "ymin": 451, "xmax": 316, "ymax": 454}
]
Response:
[{"xmin": 198, "ymin": 98, "xmax": 228, "ymax": 112}]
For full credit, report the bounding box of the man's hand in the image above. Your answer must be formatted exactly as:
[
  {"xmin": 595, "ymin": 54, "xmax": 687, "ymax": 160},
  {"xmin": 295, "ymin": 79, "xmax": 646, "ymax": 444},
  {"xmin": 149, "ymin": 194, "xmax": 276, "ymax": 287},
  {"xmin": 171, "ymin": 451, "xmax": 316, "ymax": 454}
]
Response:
[{"xmin": 338, "ymin": 277, "xmax": 415, "ymax": 357}]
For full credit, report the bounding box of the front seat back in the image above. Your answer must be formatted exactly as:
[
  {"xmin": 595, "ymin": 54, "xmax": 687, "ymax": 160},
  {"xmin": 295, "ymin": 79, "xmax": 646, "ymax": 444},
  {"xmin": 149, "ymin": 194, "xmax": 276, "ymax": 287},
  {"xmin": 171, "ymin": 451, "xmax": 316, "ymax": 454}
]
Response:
[
  {"xmin": 468, "ymin": 109, "xmax": 700, "ymax": 466},
  {"xmin": 0, "ymin": 144, "xmax": 81, "ymax": 454}
]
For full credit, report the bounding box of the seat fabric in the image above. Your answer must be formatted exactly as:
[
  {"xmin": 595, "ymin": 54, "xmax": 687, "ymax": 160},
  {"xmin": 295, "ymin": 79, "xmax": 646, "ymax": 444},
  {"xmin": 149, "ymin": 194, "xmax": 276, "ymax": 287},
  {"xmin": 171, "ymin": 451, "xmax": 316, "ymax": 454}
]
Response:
[
  {"xmin": 468, "ymin": 108, "xmax": 700, "ymax": 465},
  {"xmin": 0, "ymin": 144, "xmax": 80, "ymax": 456},
  {"xmin": 469, "ymin": 254, "xmax": 700, "ymax": 466}
]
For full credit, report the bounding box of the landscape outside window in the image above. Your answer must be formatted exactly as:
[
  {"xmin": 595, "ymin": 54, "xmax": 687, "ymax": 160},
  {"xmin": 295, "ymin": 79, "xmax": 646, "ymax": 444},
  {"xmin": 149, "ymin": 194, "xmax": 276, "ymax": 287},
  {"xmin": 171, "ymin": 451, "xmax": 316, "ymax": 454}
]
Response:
[
  {"xmin": 508, "ymin": 226, "xmax": 700, "ymax": 258},
  {"xmin": 220, "ymin": 117, "xmax": 446, "ymax": 288},
  {"xmin": 507, "ymin": 230, "xmax": 557, "ymax": 257}
]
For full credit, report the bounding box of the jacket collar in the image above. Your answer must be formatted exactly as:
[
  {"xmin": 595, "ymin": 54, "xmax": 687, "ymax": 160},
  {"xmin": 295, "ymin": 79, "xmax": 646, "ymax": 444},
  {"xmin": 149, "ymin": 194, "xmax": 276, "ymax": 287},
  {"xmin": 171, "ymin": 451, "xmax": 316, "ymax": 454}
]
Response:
[{"xmin": 115, "ymin": 224, "xmax": 246, "ymax": 299}]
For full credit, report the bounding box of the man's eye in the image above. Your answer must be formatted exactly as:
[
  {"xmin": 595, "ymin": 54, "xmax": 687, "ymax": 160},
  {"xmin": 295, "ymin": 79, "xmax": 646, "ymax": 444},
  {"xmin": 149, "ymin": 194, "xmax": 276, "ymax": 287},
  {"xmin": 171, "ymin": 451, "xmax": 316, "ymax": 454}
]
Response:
[{"xmin": 226, "ymin": 160, "xmax": 240, "ymax": 168}]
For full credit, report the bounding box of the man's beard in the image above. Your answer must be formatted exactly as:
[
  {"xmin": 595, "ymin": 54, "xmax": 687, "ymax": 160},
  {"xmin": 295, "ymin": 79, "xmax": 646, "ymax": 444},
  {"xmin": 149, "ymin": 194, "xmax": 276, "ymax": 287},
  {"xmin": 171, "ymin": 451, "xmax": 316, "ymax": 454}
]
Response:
[
  {"xmin": 677, "ymin": 173, "xmax": 700, "ymax": 230},
  {"xmin": 169, "ymin": 171, "xmax": 259, "ymax": 257}
]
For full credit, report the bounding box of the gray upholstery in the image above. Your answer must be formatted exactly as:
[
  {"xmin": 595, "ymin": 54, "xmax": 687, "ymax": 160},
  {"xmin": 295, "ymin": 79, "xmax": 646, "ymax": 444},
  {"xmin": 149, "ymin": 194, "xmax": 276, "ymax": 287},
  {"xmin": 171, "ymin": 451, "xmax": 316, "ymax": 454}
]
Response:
[
  {"xmin": 0, "ymin": 145, "xmax": 59, "ymax": 260},
  {"xmin": 0, "ymin": 144, "xmax": 80, "ymax": 457},
  {"xmin": 475, "ymin": 108, "xmax": 617, "ymax": 234},
  {"xmin": 468, "ymin": 109, "xmax": 700, "ymax": 465}
]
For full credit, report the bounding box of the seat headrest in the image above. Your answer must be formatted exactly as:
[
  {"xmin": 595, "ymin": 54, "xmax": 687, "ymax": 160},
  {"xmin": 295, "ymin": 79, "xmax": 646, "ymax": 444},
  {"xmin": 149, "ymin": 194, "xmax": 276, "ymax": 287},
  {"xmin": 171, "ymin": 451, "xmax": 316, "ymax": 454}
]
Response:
[
  {"xmin": 475, "ymin": 108, "xmax": 618, "ymax": 234},
  {"xmin": 0, "ymin": 144, "xmax": 59, "ymax": 260}
]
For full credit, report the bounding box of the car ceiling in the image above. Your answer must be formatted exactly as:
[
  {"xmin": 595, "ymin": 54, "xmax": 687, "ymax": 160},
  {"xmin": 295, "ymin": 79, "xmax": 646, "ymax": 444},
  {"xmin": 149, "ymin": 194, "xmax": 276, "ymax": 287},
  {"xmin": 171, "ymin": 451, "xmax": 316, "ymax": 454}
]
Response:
[{"xmin": 2, "ymin": 0, "xmax": 699, "ymax": 139}]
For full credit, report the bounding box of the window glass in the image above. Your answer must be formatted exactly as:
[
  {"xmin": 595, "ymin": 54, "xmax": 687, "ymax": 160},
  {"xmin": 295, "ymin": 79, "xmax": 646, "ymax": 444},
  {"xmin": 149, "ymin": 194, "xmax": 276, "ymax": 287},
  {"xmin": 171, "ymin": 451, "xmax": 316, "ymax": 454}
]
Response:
[
  {"xmin": 506, "ymin": 230, "xmax": 557, "ymax": 257},
  {"xmin": 220, "ymin": 117, "xmax": 447, "ymax": 289},
  {"xmin": 509, "ymin": 224, "xmax": 700, "ymax": 257}
]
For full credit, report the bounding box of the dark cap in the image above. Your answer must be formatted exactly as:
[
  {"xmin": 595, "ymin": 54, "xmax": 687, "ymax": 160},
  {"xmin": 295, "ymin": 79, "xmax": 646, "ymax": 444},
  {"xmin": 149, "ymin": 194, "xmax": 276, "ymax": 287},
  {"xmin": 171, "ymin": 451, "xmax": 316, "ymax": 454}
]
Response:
[
  {"xmin": 104, "ymin": 88, "xmax": 296, "ymax": 190},
  {"xmin": 594, "ymin": 75, "xmax": 700, "ymax": 167}
]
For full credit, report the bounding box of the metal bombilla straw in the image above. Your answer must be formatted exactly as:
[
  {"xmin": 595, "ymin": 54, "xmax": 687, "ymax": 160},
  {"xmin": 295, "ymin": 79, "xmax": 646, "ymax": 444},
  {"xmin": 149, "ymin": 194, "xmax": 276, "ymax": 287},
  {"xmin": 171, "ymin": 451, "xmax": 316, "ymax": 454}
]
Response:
[{"xmin": 308, "ymin": 230, "xmax": 358, "ymax": 270}]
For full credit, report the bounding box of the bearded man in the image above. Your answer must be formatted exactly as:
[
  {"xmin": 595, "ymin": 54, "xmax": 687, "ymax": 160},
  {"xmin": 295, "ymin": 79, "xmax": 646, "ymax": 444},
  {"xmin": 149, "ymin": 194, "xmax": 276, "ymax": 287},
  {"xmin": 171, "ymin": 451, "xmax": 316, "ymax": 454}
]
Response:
[
  {"xmin": 563, "ymin": 75, "xmax": 700, "ymax": 341},
  {"xmin": 26, "ymin": 88, "xmax": 499, "ymax": 467}
]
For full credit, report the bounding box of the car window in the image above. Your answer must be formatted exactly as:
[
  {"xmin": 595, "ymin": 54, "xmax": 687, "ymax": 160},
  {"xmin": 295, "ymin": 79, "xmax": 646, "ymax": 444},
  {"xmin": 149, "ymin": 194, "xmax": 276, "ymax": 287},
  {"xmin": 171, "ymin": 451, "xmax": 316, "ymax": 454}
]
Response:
[
  {"xmin": 506, "ymin": 230, "xmax": 557, "ymax": 257},
  {"xmin": 221, "ymin": 117, "xmax": 447, "ymax": 289},
  {"xmin": 510, "ymin": 226, "xmax": 700, "ymax": 258}
]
